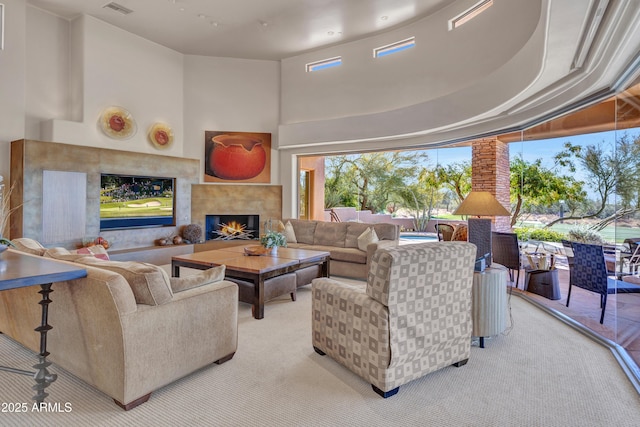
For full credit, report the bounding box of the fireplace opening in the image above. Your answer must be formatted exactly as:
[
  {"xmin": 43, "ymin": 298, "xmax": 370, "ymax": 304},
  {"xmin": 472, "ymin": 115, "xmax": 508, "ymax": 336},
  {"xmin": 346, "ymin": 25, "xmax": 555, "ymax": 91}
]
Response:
[{"xmin": 205, "ymin": 214, "xmax": 260, "ymax": 241}]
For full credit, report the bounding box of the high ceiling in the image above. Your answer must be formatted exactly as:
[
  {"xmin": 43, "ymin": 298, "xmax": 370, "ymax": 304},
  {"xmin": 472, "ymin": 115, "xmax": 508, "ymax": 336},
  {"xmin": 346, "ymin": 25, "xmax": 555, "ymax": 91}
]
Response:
[{"xmin": 26, "ymin": 0, "xmax": 456, "ymax": 60}]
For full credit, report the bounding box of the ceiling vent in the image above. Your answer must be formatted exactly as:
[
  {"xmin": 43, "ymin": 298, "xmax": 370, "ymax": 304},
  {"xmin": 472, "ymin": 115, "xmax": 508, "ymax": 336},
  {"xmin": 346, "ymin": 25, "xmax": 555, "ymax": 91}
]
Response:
[{"xmin": 102, "ymin": 2, "xmax": 134, "ymax": 15}]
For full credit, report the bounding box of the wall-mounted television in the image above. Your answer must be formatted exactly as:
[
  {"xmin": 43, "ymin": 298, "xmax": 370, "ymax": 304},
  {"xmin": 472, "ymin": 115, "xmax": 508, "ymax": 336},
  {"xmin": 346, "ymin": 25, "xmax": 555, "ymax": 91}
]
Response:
[{"xmin": 100, "ymin": 174, "xmax": 176, "ymax": 230}]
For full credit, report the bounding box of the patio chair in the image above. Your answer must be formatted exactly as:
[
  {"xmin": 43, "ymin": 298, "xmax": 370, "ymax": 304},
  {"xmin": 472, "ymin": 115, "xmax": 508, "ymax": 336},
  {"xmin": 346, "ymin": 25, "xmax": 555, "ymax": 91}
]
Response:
[
  {"xmin": 435, "ymin": 223, "xmax": 455, "ymax": 241},
  {"xmin": 562, "ymin": 240, "xmax": 610, "ymax": 323},
  {"xmin": 491, "ymin": 231, "xmax": 522, "ymax": 287},
  {"xmin": 562, "ymin": 240, "xmax": 640, "ymax": 324},
  {"xmin": 621, "ymin": 237, "xmax": 640, "ymax": 275}
]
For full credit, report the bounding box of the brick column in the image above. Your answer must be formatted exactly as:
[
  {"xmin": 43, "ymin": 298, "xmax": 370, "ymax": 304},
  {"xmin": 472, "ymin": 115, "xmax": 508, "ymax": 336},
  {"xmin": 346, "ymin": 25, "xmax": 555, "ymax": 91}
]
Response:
[{"xmin": 471, "ymin": 139, "xmax": 511, "ymax": 231}]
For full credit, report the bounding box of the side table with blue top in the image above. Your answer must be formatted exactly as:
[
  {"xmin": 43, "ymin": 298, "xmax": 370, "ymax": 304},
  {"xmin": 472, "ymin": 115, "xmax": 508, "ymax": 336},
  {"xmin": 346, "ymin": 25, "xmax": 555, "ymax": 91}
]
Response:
[{"xmin": 0, "ymin": 249, "xmax": 87, "ymax": 403}]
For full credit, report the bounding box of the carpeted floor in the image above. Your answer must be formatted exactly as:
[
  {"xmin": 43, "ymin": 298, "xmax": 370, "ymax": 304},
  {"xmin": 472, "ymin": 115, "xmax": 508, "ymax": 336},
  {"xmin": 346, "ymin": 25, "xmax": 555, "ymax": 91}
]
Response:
[{"xmin": 1, "ymin": 280, "xmax": 640, "ymax": 426}]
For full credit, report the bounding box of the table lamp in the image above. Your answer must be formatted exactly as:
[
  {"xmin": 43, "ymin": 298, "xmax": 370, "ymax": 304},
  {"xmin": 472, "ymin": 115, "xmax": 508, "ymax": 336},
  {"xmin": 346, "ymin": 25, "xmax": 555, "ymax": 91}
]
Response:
[{"xmin": 453, "ymin": 191, "xmax": 510, "ymax": 267}]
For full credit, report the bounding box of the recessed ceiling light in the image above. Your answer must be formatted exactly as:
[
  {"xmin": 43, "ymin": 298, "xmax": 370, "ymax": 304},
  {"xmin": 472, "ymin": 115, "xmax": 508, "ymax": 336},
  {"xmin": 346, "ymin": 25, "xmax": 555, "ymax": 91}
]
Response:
[
  {"xmin": 210, "ymin": 21, "xmax": 220, "ymax": 27},
  {"xmin": 197, "ymin": 13, "xmax": 206, "ymax": 19},
  {"xmin": 381, "ymin": 16, "xmax": 388, "ymax": 21}
]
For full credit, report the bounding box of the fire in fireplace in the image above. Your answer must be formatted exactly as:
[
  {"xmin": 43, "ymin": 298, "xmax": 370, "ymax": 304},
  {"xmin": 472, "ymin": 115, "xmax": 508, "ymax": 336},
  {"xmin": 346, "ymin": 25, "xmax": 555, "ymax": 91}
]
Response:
[{"xmin": 205, "ymin": 215, "xmax": 260, "ymax": 240}]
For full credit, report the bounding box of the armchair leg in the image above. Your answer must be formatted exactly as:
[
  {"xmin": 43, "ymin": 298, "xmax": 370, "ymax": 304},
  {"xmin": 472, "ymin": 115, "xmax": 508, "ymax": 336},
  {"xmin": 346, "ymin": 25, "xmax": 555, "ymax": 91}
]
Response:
[
  {"xmin": 114, "ymin": 393, "xmax": 151, "ymax": 410},
  {"xmin": 452, "ymin": 358, "xmax": 469, "ymax": 367},
  {"xmin": 372, "ymin": 385, "xmax": 399, "ymax": 398},
  {"xmin": 214, "ymin": 352, "xmax": 235, "ymax": 365},
  {"xmin": 313, "ymin": 346, "xmax": 326, "ymax": 356}
]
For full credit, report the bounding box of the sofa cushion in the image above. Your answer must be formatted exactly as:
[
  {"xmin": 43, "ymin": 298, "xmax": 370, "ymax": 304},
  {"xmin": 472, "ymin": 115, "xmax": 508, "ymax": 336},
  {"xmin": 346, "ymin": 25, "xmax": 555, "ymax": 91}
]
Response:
[
  {"xmin": 284, "ymin": 221, "xmax": 297, "ymax": 244},
  {"xmin": 371, "ymin": 223, "xmax": 399, "ymax": 241},
  {"xmin": 12, "ymin": 238, "xmax": 46, "ymax": 256},
  {"xmin": 314, "ymin": 222, "xmax": 348, "ymax": 247},
  {"xmin": 345, "ymin": 223, "xmax": 397, "ymax": 247},
  {"xmin": 357, "ymin": 227, "xmax": 379, "ymax": 251},
  {"xmin": 170, "ymin": 265, "xmax": 226, "ymax": 293},
  {"xmin": 74, "ymin": 257, "xmax": 174, "ymax": 306},
  {"xmin": 309, "ymin": 245, "xmax": 367, "ymax": 264},
  {"xmin": 345, "ymin": 223, "xmax": 371, "ymax": 248},
  {"xmin": 289, "ymin": 220, "xmax": 317, "ymax": 244}
]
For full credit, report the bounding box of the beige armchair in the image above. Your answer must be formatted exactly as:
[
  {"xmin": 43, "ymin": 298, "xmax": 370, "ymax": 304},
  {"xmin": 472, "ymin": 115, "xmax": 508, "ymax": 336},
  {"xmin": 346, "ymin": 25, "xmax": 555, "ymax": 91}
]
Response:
[{"xmin": 312, "ymin": 242, "xmax": 476, "ymax": 398}]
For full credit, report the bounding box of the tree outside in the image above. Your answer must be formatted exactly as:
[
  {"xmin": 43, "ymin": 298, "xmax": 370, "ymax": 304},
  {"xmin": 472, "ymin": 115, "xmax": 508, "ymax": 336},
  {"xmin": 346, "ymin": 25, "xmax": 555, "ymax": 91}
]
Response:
[{"xmin": 323, "ymin": 131, "xmax": 640, "ymax": 242}]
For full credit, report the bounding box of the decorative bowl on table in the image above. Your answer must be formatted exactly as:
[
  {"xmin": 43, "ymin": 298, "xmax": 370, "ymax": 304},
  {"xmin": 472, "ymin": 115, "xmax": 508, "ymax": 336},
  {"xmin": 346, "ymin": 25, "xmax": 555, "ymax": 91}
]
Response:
[{"xmin": 243, "ymin": 245, "xmax": 272, "ymax": 256}]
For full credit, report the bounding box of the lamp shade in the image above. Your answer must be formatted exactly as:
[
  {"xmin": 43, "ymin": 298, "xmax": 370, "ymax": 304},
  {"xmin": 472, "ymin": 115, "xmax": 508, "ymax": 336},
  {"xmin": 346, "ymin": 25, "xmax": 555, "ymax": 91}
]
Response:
[{"xmin": 453, "ymin": 191, "xmax": 510, "ymax": 217}]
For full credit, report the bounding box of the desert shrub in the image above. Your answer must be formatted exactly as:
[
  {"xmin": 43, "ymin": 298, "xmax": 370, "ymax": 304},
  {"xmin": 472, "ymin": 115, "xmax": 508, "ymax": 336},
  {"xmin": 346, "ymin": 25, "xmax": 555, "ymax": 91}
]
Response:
[
  {"xmin": 565, "ymin": 225, "xmax": 605, "ymax": 245},
  {"xmin": 515, "ymin": 227, "xmax": 566, "ymax": 242}
]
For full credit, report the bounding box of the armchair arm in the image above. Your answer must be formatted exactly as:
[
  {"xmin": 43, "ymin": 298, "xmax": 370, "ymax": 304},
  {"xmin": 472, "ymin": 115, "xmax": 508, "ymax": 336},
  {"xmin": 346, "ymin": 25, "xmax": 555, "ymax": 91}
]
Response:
[
  {"xmin": 312, "ymin": 278, "xmax": 390, "ymax": 382},
  {"xmin": 118, "ymin": 279, "xmax": 238, "ymax": 404},
  {"xmin": 365, "ymin": 239, "xmax": 398, "ymax": 270}
]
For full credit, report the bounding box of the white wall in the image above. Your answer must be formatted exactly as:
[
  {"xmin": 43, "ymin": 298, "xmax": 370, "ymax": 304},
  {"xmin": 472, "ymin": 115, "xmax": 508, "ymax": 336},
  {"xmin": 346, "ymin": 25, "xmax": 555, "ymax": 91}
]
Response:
[
  {"xmin": 28, "ymin": 12, "xmax": 281, "ymax": 184},
  {"xmin": 24, "ymin": 6, "xmax": 69, "ymax": 141},
  {"xmin": 0, "ymin": 0, "xmax": 26, "ymax": 185},
  {"xmin": 44, "ymin": 15, "xmax": 185, "ymax": 157},
  {"xmin": 182, "ymin": 55, "xmax": 280, "ymax": 183}
]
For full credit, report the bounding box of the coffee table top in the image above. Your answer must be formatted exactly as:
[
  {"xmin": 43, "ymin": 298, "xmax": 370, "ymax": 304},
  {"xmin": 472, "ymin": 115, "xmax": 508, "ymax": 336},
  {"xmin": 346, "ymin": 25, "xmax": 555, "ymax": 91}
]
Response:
[{"xmin": 172, "ymin": 246, "xmax": 329, "ymax": 275}]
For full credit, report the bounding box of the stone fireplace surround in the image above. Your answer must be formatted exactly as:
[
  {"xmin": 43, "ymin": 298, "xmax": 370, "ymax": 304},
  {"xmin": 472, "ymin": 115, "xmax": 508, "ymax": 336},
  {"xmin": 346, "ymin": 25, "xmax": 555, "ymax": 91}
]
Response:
[
  {"xmin": 11, "ymin": 139, "xmax": 283, "ymax": 250},
  {"xmin": 191, "ymin": 185, "xmax": 282, "ymax": 242}
]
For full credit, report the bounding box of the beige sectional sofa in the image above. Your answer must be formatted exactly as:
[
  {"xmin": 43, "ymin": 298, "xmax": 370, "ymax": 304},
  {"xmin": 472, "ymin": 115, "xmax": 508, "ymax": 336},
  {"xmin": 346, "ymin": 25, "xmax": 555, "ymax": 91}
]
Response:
[
  {"xmin": 0, "ymin": 239, "xmax": 238, "ymax": 410},
  {"xmin": 282, "ymin": 219, "xmax": 400, "ymax": 279}
]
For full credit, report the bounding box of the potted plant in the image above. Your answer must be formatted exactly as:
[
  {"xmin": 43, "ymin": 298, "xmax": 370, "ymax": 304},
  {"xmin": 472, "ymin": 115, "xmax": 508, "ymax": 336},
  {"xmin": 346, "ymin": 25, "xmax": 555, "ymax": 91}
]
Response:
[{"xmin": 260, "ymin": 230, "xmax": 287, "ymax": 253}]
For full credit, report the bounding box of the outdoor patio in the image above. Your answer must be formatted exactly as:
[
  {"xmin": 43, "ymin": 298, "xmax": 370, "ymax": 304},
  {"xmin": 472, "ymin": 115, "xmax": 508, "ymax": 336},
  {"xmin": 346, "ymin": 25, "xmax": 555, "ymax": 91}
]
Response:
[{"xmin": 510, "ymin": 265, "xmax": 640, "ymax": 366}]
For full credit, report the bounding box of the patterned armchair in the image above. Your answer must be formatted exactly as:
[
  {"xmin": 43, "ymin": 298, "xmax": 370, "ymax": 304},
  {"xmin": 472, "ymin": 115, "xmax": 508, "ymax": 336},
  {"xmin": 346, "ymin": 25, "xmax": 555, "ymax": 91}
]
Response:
[{"xmin": 311, "ymin": 242, "xmax": 477, "ymax": 398}]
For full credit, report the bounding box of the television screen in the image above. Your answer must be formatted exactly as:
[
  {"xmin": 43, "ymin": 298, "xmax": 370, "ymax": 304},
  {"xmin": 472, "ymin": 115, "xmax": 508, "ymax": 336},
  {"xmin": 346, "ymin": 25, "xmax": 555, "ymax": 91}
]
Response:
[{"xmin": 100, "ymin": 174, "xmax": 176, "ymax": 230}]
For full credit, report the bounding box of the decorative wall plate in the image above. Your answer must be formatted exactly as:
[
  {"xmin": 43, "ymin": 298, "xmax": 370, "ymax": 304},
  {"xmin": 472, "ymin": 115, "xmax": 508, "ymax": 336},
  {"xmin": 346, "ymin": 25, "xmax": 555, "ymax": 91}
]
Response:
[
  {"xmin": 148, "ymin": 122, "xmax": 174, "ymax": 149},
  {"xmin": 100, "ymin": 106, "xmax": 137, "ymax": 140}
]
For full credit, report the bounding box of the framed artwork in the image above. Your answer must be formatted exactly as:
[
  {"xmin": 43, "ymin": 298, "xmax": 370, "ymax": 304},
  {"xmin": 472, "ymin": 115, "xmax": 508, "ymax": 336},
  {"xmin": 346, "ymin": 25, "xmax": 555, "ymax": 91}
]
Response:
[{"xmin": 204, "ymin": 131, "xmax": 271, "ymax": 183}]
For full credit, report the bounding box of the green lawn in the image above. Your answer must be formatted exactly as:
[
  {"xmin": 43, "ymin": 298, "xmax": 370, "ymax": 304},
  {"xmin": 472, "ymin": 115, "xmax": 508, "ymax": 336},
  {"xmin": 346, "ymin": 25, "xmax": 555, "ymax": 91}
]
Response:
[
  {"xmin": 549, "ymin": 223, "xmax": 640, "ymax": 243},
  {"xmin": 100, "ymin": 197, "xmax": 173, "ymax": 218}
]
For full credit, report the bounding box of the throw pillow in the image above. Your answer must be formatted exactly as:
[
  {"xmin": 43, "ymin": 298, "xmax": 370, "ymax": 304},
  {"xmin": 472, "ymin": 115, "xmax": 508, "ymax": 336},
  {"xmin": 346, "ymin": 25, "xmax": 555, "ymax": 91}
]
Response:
[
  {"xmin": 44, "ymin": 247, "xmax": 97, "ymax": 262},
  {"xmin": 357, "ymin": 227, "xmax": 379, "ymax": 251},
  {"xmin": 75, "ymin": 245, "xmax": 110, "ymax": 260},
  {"xmin": 170, "ymin": 265, "xmax": 226, "ymax": 293},
  {"xmin": 11, "ymin": 238, "xmax": 47, "ymax": 256},
  {"xmin": 44, "ymin": 246, "xmax": 110, "ymax": 261},
  {"xmin": 75, "ymin": 258, "xmax": 173, "ymax": 306},
  {"xmin": 284, "ymin": 221, "xmax": 297, "ymax": 243}
]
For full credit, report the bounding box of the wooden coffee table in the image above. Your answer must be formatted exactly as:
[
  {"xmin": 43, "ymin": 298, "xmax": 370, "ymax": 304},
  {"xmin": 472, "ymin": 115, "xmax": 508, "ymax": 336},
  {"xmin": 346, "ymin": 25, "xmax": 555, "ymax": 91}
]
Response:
[{"xmin": 171, "ymin": 246, "xmax": 330, "ymax": 319}]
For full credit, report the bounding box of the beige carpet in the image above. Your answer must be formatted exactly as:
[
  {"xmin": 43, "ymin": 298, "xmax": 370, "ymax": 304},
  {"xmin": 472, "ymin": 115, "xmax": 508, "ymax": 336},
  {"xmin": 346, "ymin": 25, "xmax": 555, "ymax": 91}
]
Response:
[{"xmin": 1, "ymin": 278, "xmax": 640, "ymax": 426}]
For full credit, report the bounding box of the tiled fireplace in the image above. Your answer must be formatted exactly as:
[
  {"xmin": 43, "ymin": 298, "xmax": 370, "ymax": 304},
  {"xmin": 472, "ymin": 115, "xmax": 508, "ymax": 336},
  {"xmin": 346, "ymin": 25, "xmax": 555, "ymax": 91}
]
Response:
[{"xmin": 205, "ymin": 214, "xmax": 260, "ymax": 241}]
